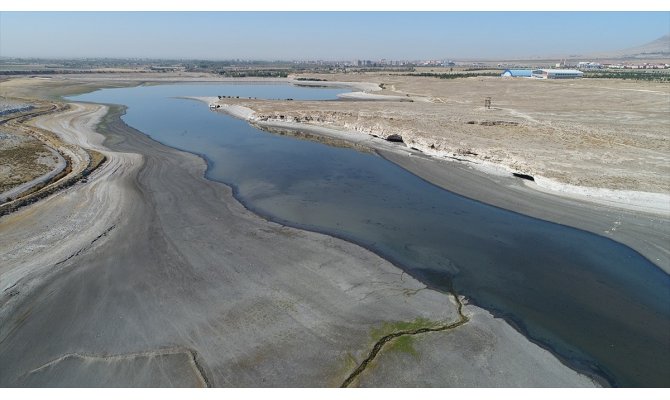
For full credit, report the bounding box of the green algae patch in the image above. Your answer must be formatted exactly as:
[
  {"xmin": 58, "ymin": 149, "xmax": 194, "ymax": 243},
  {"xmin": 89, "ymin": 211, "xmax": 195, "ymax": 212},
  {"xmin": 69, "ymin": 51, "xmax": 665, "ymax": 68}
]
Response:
[
  {"xmin": 387, "ymin": 335, "xmax": 419, "ymax": 358},
  {"xmin": 370, "ymin": 317, "xmax": 442, "ymax": 342}
]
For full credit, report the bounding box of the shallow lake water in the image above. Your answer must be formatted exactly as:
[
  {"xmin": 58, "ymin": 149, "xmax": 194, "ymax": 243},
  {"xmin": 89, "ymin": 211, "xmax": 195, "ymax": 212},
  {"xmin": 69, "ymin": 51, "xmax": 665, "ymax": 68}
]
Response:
[{"xmin": 70, "ymin": 83, "xmax": 670, "ymax": 387}]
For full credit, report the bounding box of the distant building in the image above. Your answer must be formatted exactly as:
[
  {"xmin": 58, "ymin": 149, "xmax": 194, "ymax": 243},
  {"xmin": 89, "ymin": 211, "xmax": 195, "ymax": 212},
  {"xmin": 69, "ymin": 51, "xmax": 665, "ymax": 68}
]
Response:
[
  {"xmin": 532, "ymin": 69, "xmax": 584, "ymax": 79},
  {"xmin": 577, "ymin": 61, "xmax": 602, "ymax": 69},
  {"xmin": 501, "ymin": 69, "xmax": 533, "ymax": 77}
]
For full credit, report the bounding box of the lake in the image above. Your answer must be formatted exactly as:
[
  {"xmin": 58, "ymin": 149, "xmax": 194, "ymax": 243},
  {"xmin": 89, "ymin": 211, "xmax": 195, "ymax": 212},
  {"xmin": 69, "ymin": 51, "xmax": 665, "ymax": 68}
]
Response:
[{"xmin": 69, "ymin": 83, "xmax": 670, "ymax": 387}]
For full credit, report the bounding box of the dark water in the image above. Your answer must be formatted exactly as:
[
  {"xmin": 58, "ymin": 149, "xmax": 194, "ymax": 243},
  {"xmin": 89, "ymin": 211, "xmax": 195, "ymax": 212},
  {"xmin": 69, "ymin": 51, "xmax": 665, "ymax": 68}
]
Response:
[{"xmin": 69, "ymin": 84, "xmax": 670, "ymax": 387}]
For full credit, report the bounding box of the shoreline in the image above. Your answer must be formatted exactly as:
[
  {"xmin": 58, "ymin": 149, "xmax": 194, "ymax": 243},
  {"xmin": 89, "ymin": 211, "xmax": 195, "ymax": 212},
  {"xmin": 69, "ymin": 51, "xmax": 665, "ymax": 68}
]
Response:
[
  {"xmin": 0, "ymin": 102, "xmax": 141, "ymax": 296},
  {"xmin": 202, "ymin": 96, "xmax": 669, "ymax": 217},
  {"xmin": 11, "ymin": 74, "xmax": 666, "ymax": 216},
  {"xmin": 102, "ymin": 100, "xmax": 608, "ymax": 386},
  {"xmin": 1, "ymin": 77, "xmax": 663, "ymax": 387},
  {"xmin": 111, "ymin": 95, "xmax": 643, "ymax": 386},
  {"xmin": 0, "ymin": 76, "xmax": 608, "ymax": 387},
  {"xmin": 198, "ymin": 96, "xmax": 669, "ymax": 273},
  {"xmin": 0, "ymin": 97, "xmax": 600, "ymax": 387},
  {"xmin": 0, "ymin": 102, "xmax": 109, "ymax": 217}
]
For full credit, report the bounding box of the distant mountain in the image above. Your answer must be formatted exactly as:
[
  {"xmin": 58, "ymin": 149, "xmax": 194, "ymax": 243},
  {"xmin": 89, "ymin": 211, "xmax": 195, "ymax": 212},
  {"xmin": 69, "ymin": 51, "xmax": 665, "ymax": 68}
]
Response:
[{"xmin": 590, "ymin": 34, "xmax": 670, "ymax": 60}]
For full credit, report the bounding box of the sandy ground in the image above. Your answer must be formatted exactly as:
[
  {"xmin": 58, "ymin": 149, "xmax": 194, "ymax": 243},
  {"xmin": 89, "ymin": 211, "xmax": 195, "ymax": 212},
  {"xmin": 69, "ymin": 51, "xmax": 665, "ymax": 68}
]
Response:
[
  {"xmin": 0, "ymin": 98, "xmax": 105, "ymax": 213},
  {"xmin": 0, "ymin": 137, "xmax": 65, "ymax": 202},
  {"xmin": 0, "ymin": 77, "xmax": 600, "ymax": 387},
  {"xmin": 2, "ymin": 72, "xmax": 667, "ymax": 387},
  {"xmin": 5, "ymin": 72, "xmax": 668, "ymax": 202},
  {"xmin": 209, "ymin": 75, "xmax": 670, "ymax": 211},
  {"xmin": 201, "ymin": 98, "xmax": 670, "ymax": 273},
  {"xmin": 0, "ymin": 102, "xmax": 141, "ymax": 296}
]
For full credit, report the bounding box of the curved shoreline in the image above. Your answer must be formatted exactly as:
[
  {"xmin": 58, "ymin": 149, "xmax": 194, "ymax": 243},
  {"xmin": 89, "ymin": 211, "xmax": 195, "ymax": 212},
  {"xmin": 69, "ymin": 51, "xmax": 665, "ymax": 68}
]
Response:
[
  {"xmin": 2, "ymin": 77, "xmax": 668, "ymax": 388},
  {"xmin": 101, "ymin": 100, "xmax": 609, "ymax": 387},
  {"xmin": 2, "ymin": 79, "xmax": 660, "ymax": 383},
  {"xmin": 200, "ymin": 97, "xmax": 669, "ymax": 274},
  {"xmin": 0, "ymin": 84, "xmax": 601, "ymax": 387},
  {"xmin": 85, "ymin": 94, "xmax": 617, "ymax": 385},
  {"xmin": 205, "ymin": 96, "xmax": 669, "ymax": 217}
]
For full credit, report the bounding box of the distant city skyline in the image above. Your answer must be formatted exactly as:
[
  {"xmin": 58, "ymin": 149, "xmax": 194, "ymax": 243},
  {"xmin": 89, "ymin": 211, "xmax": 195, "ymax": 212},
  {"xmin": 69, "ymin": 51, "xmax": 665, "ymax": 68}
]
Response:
[{"xmin": 1, "ymin": 12, "xmax": 668, "ymax": 60}]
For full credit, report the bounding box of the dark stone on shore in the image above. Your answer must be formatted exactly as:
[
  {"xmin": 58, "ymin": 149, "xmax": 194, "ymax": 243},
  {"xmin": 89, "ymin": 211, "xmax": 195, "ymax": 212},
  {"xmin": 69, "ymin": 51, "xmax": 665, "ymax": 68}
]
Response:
[
  {"xmin": 386, "ymin": 134, "xmax": 404, "ymax": 143},
  {"xmin": 513, "ymin": 172, "xmax": 535, "ymax": 181}
]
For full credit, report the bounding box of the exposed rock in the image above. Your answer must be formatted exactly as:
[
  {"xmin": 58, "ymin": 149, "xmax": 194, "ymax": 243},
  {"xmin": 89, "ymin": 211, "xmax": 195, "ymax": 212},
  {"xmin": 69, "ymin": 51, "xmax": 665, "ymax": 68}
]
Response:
[
  {"xmin": 513, "ymin": 172, "xmax": 535, "ymax": 181},
  {"xmin": 386, "ymin": 134, "xmax": 404, "ymax": 143}
]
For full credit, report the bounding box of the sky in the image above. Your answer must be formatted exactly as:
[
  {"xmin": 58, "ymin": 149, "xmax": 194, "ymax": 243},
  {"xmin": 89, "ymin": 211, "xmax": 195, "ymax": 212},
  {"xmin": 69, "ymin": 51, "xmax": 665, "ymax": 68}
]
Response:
[{"xmin": 0, "ymin": 11, "xmax": 668, "ymax": 60}]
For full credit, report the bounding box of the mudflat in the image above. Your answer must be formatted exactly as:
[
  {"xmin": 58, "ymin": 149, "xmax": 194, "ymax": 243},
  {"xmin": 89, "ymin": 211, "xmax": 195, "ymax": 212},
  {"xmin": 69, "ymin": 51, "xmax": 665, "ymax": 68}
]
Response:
[
  {"xmin": 4, "ymin": 72, "xmax": 670, "ymax": 387},
  {"xmin": 0, "ymin": 76, "xmax": 602, "ymax": 387}
]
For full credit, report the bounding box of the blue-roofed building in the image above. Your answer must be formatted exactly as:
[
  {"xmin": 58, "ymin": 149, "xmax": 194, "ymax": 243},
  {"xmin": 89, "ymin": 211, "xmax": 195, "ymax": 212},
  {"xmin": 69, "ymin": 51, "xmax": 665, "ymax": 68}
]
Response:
[
  {"xmin": 532, "ymin": 69, "xmax": 584, "ymax": 79},
  {"xmin": 501, "ymin": 69, "xmax": 533, "ymax": 77}
]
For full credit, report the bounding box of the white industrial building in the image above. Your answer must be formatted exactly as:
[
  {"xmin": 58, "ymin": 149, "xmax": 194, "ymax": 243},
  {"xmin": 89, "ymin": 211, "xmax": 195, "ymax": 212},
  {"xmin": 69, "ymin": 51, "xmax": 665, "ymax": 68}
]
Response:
[
  {"xmin": 532, "ymin": 69, "xmax": 584, "ymax": 79},
  {"xmin": 501, "ymin": 69, "xmax": 533, "ymax": 77}
]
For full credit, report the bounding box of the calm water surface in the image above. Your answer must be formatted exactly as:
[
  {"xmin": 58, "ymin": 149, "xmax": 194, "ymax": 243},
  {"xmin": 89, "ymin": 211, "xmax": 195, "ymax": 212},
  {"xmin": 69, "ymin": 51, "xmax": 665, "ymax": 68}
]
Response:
[{"xmin": 70, "ymin": 84, "xmax": 670, "ymax": 387}]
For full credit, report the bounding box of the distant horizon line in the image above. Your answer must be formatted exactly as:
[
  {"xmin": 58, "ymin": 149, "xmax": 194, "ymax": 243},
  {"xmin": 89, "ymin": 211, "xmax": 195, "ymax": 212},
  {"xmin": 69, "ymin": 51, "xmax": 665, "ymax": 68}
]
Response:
[{"xmin": 3, "ymin": 55, "xmax": 663, "ymax": 63}]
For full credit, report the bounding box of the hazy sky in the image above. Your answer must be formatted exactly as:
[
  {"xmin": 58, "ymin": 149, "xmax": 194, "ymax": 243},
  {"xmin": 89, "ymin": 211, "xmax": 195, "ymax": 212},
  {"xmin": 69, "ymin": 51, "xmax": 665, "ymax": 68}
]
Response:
[{"xmin": 1, "ymin": 12, "xmax": 668, "ymax": 60}]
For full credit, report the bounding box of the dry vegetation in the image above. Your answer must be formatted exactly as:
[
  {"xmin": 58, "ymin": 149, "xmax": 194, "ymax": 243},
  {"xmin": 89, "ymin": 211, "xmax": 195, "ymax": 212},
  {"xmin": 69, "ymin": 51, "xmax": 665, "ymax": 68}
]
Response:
[
  {"xmin": 225, "ymin": 73, "xmax": 670, "ymax": 192},
  {"xmin": 0, "ymin": 133, "xmax": 55, "ymax": 193},
  {"xmin": 1, "ymin": 73, "xmax": 668, "ymax": 198},
  {"xmin": 0, "ymin": 89, "xmax": 107, "ymax": 210}
]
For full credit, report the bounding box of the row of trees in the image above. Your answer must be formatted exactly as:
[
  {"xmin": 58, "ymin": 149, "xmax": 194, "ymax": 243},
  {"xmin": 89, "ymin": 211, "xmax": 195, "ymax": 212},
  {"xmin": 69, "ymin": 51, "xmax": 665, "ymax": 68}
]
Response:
[
  {"xmin": 583, "ymin": 71, "xmax": 670, "ymax": 82},
  {"xmin": 405, "ymin": 72, "xmax": 502, "ymax": 79}
]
